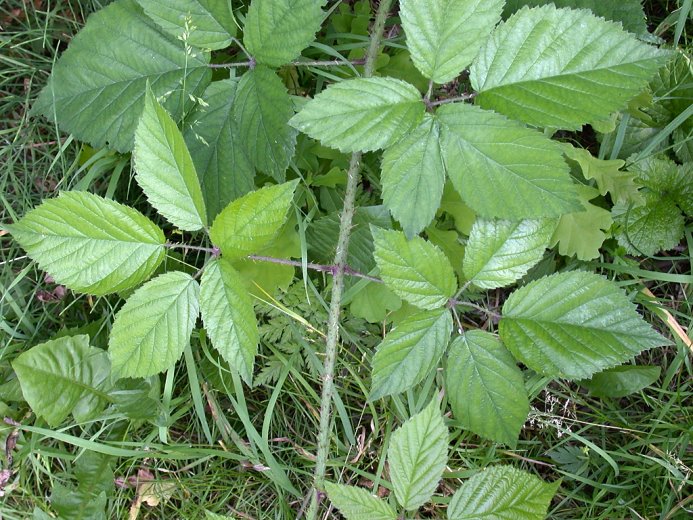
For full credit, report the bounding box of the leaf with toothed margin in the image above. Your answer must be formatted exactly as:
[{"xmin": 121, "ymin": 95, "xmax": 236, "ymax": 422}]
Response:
[
  {"xmin": 109, "ymin": 271, "xmax": 200, "ymax": 379},
  {"xmin": 289, "ymin": 77, "xmax": 425, "ymax": 153},
  {"xmin": 7, "ymin": 191, "xmax": 165, "ymax": 296},
  {"xmin": 372, "ymin": 227, "xmax": 457, "ymax": 310},
  {"xmin": 499, "ymin": 271, "xmax": 671, "ymax": 380},
  {"xmin": 471, "ymin": 5, "xmax": 670, "ymax": 129},
  {"xmin": 438, "ymin": 103, "xmax": 580, "ymax": 220}
]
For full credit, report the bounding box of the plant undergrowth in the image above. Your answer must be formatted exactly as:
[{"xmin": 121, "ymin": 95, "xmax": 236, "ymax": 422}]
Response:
[{"xmin": 0, "ymin": 1, "xmax": 692, "ymax": 519}]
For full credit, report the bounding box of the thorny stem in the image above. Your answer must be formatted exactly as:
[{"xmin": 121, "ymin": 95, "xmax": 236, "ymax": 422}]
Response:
[
  {"xmin": 306, "ymin": 1, "xmax": 394, "ymax": 518},
  {"xmin": 427, "ymin": 92, "xmax": 477, "ymax": 108},
  {"xmin": 209, "ymin": 58, "xmax": 367, "ymax": 69}
]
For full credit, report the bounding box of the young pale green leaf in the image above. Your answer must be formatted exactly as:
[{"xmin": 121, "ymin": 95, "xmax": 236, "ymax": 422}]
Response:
[
  {"xmin": 12, "ymin": 335, "xmax": 111, "ymax": 426},
  {"xmin": 233, "ymin": 66, "xmax": 297, "ymax": 181},
  {"xmin": 381, "ymin": 115, "xmax": 445, "ymax": 237},
  {"xmin": 8, "ymin": 191, "xmax": 165, "ymax": 295},
  {"xmin": 289, "ymin": 77, "xmax": 425, "ymax": 153},
  {"xmin": 184, "ymin": 80, "xmax": 255, "ymax": 221},
  {"xmin": 136, "ymin": 0, "xmax": 236, "ymax": 49},
  {"xmin": 464, "ymin": 219, "xmax": 556, "ymax": 289},
  {"xmin": 446, "ymin": 332, "xmax": 528, "ymax": 447},
  {"xmin": 500, "ymin": 271, "xmax": 671, "ymax": 380},
  {"xmin": 550, "ymin": 185, "xmax": 613, "ymax": 261},
  {"xmin": 210, "ymin": 181, "xmax": 298, "ymax": 259},
  {"xmin": 447, "ymin": 466, "xmax": 559, "ymax": 520},
  {"xmin": 437, "ymin": 103, "xmax": 580, "ymax": 219},
  {"xmin": 400, "ymin": 0, "xmax": 504, "ymax": 84},
  {"xmin": 200, "ymin": 259, "xmax": 259, "ymax": 385},
  {"xmin": 563, "ymin": 146, "xmax": 642, "ymax": 205},
  {"xmin": 324, "ymin": 483, "xmax": 398, "ymax": 520},
  {"xmin": 109, "ymin": 272, "xmax": 200, "ymax": 379},
  {"xmin": 370, "ymin": 310, "xmax": 452, "ymax": 400},
  {"xmin": 32, "ymin": 0, "xmax": 211, "ymax": 152},
  {"xmin": 244, "ymin": 0, "xmax": 326, "ymax": 67},
  {"xmin": 134, "ymin": 88, "xmax": 207, "ymax": 231},
  {"xmin": 471, "ymin": 5, "xmax": 670, "ymax": 129},
  {"xmin": 581, "ymin": 365, "xmax": 661, "ymax": 398},
  {"xmin": 372, "ymin": 227, "xmax": 457, "ymax": 310},
  {"xmin": 388, "ymin": 399, "xmax": 448, "ymax": 511}
]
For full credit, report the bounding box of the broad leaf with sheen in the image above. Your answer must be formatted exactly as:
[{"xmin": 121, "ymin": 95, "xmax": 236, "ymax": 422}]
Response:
[
  {"xmin": 388, "ymin": 399, "xmax": 448, "ymax": 511},
  {"xmin": 503, "ymin": 0, "xmax": 648, "ymax": 36},
  {"xmin": 400, "ymin": 0, "xmax": 504, "ymax": 84},
  {"xmin": 200, "ymin": 259, "xmax": 259, "ymax": 384},
  {"xmin": 244, "ymin": 0, "xmax": 326, "ymax": 67},
  {"xmin": 8, "ymin": 191, "xmax": 165, "ymax": 295},
  {"xmin": 33, "ymin": 0, "xmax": 211, "ymax": 152},
  {"xmin": 500, "ymin": 271, "xmax": 670, "ymax": 379},
  {"xmin": 447, "ymin": 466, "xmax": 559, "ymax": 520},
  {"xmin": 109, "ymin": 272, "xmax": 200, "ymax": 378},
  {"xmin": 324, "ymin": 483, "xmax": 398, "ymax": 520},
  {"xmin": 464, "ymin": 218, "xmax": 556, "ymax": 289},
  {"xmin": 210, "ymin": 181, "xmax": 298, "ymax": 259},
  {"xmin": 581, "ymin": 365, "xmax": 661, "ymax": 398},
  {"xmin": 381, "ymin": 115, "xmax": 445, "ymax": 237},
  {"xmin": 13, "ymin": 335, "xmax": 111, "ymax": 426},
  {"xmin": 471, "ymin": 5, "xmax": 669, "ymax": 129},
  {"xmin": 438, "ymin": 103, "xmax": 580, "ymax": 219},
  {"xmin": 134, "ymin": 88, "xmax": 207, "ymax": 231},
  {"xmin": 372, "ymin": 228, "xmax": 457, "ymax": 310},
  {"xmin": 136, "ymin": 0, "xmax": 236, "ymax": 50},
  {"xmin": 370, "ymin": 310, "xmax": 452, "ymax": 400},
  {"xmin": 290, "ymin": 77, "xmax": 425, "ymax": 153},
  {"xmin": 233, "ymin": 66, "xmax": 297, "ymax": 181},
  {"xmin": 446, "ymin": 332, "xmax": 528, "ymax": 447},
  {"xmin": 184, "ymin": 79, "xmax": 255, "ymax": 221}
]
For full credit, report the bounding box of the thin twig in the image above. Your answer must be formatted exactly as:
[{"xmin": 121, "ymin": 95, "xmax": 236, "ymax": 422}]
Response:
[
  {"xmin": 428, "ymin": 92, "xmax": 477, "ymax": 108},
  {"xmin": 209, "ymin": 58, "xmax": 367, "ymax": 69}
]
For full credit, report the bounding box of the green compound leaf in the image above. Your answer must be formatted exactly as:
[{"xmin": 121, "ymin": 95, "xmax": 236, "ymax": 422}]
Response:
[
  {"xmin": 184, "ymin": 79, "xmax": 255, "ymax": 221},
  {"xmin": 324, "ymin": 483, "xmax": 398, "ymax": 520},
  {"xmin": 350, "ymin": 283, "xmax": 402, "ymax": 324},
  {"xmin": 210, "ymin": 181, "xmax": 298, "ymax": 259},
  {"xmin": 372, "ymin": 227, "xmax": 457, "ymax": 310},
  {"xmin": 370, "ymin": 309, "xmax": 452, "ymax": 400},
  {"xmin": 500, "ymin": 271, "xmax": 671, "ymax": 380},
  {"xmin": 446, "ymin": 332, "xmax": 528, "ymax": 447},
  {"xmin": 290, "ymin": 77, "xmax": 425, "ymax": 153},
  {"xmin": 503, "ymin": 0, "xmax": 648, "ymax": 36},
  {"xmin": 400, "ymin": 0, "xmax": 504, "ymax": 84},
  {"xmin": 464, "ymin": 218, "xmax": 556, "ymax": 289},
  {"xmin": 200, "ymin": 258, "xmax": 259, "ymax": 385},
  {"xmin": 447, "ymin": 466, "xmax": 559, "ymax": 520},
  {"xmin": 581, "ymin": 365, "xmax": 661, "ymax": 398},
  {"xmin": 8, "ymin": 191, "xmax": 165, "ymax": 296},
  {"xmin": 33, "ymin": 0, "xmax": 211, "ymax": 152},
  {"xmin": 234, "ymin": 66, "xmax": 297, "ymax": 181},
  {"xmin": 136, "ymin": 0, "xmax": 236, "ymax": 49},
  {"xmin": 134, "ymin": 88, "xmax": 207, "ymax": 231},
  {"xmin": 471, "ymin": 5, "xmax": 669, "ymax": 129},
  {"xmin": 244, "ymin": 0, "xmax": 326, "ymax": 68},
  {"xmin": 550, "ymin": 185, "xmax": 613, "ymax": 261},
  {"xmin": 437, "ymin": 103, "xmax": 580, "ymax": 219},
  {"xmin": 13, "ymin": 335, "xmax": 110, "ymax": 426},
  {"xmin": 109, "ymin": 271, "xmax": 200, "ymax": 379},
  {"xmin": 381, "ymin": 115, "xmax": 445, "ymax": 238},
  {"xmin": 388, "ymin": 399, "xmax": 448, "ymax": 511}
]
